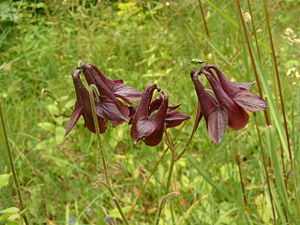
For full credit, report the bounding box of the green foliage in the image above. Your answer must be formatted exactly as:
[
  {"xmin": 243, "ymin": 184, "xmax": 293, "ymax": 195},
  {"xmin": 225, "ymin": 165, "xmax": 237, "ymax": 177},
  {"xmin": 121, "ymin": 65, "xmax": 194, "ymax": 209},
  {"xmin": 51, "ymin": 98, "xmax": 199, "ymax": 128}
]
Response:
[
  {"xmin": 0, "ymin": 174, "xmax": 21, "ymax": 224},
  {"xmin": 1, "ymin": 0, "xmax": 299, "ymax": 224}
]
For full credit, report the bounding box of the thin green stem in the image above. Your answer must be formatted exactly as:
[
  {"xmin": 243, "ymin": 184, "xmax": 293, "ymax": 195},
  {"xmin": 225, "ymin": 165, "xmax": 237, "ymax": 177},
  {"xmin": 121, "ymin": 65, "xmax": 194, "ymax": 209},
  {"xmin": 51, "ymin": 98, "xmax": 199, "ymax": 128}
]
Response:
[
  {"xmin": 254, "ymin": 115, "xmax": 277, "ymax": 223},
  {"xmin": 128, "ymin": 147, "xmax": 169, "ymax": 219},
  {"xmin": 164, "ymin": 132, "xmax": 176, "ymax": 194},
  {"xmin": 154, "ymin": 192, "xmax": 179, "ymax": 225},
  {"xmin": 165, "ymin": 152, "xmax": 175, "ymax": 194},
  {"xmin": 88, "ymin": 85, "xmax": 129, "ymax": 225},
  {"xmin": 88, "ymin": 85, "xmax": 105, "ymax": 181},
  {"xmin": 175, "ymin": 102, "xmax": 201, "ymax": 160},
  {"xmin": 197, "ymin": 0, "xmax": 210, "ymax": 37},
  {"xmin": 235, "ymin": 155, "xmax": 248, "ymax": 206},
  {"xmin": 0, "ymin": 103, "xmax": 29, "ymax": 225},
  {"xmin": 163, "ymin": 131, "xmax": 181, "ymax": 225}
]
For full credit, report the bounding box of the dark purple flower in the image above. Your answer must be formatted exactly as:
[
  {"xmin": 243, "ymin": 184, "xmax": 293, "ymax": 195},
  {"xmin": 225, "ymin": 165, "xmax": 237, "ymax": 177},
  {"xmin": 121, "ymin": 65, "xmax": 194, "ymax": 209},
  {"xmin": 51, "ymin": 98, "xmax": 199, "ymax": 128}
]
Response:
[
  {"xmin": 203, "ymin": 65, "xmax": 268, "ymax": 112},
  {"xmin": 191, "ymin": 71, "xmax": 228, "ymax": 143},
  {"xmin": 201, "ymin": 69, "xmax": 249, "ymax": 131},
  {"xmin": 145, "ymin": 95, "xmax": 190, "ymax": 128},
  {"xmin": 65, "ymin": 69, "xmax": 107, "ymax": 135},
  {"xmin": 65, "ymin": 63, "xmax": 140, "ymax": 135},
  {"xmin": 190, "ymin": 64, "xmax": 268, "ymax": 143},
  {"xmin": 79, "ymin": 64, "xmax": 130, "ymax": 127},
  {"xmin": 130, "ymin": 84, "xmax": 189, "ymax": 146},
  {"xmin": 80, "ymin": 63, "xmax": 142, "ymax": 104}
]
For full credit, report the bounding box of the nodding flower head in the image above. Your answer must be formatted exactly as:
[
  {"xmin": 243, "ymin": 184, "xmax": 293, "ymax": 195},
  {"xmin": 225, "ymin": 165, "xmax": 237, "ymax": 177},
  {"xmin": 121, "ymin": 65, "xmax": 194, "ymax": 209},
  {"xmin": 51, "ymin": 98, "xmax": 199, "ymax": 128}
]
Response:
[
  {"xmin": 130, "ymin": 84, "xmax": 189, "ymax": 146},
  {"xmin": 191, "ymin": 71, "xmax": 228, "ymax": 143},
  {"xmin": 65, "ymin": 69, "xmax": 107, "ymax": 135},
  {"xmin": 200, "ymin": 69, "xmax": 249, "ymax": 131},
  {"xmin": 79, "ymin": 63, "xmax": 129, "ymax": 127},
  {"xmin": 65, "ymin": 63, "xmax": 141, "ymax": 135},
  {"xmin": 191, "ymin": 65, "xmax": 268, "ymax": 143}
]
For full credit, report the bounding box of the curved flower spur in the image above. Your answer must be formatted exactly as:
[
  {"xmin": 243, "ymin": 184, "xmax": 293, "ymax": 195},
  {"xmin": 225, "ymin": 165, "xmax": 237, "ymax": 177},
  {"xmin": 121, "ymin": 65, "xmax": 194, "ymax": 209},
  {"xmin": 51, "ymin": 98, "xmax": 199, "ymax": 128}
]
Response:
[
  {"xmin": 80, "ymin": 63, "xmax": 142, "ymax": 104},
  {"xmin": 191, "ymin": 65, "xmax": 268, "ymax": 143},
  {"xmin": 130, "ymin": 84, "xmax": 190, "ymax": 146},
  {"xmin": 65, "ymin": 63, "xmax": 142, "ymax": 135}
]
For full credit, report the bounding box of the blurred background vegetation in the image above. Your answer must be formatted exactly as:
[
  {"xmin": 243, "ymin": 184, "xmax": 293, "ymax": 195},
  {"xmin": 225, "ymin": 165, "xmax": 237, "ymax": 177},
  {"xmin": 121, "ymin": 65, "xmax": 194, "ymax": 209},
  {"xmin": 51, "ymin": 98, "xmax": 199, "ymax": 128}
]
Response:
[{"xmin": 1, "ymin": 0, "xmax": 299, "ymax": 224}]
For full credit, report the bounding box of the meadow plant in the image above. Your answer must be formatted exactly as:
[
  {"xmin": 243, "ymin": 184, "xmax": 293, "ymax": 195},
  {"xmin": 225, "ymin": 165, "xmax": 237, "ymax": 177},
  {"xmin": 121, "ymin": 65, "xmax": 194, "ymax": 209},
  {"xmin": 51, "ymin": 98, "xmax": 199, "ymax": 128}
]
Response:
[
  {"xmin": 65, "ymin": 63, "xmax": 267, "ymax": 223},
  {"xmin": 190, "ymin": 65, "xmax": 267, "ymax": 143},
  {"xmin": 1, "ymin": 1, "xmax": 298, "ymax": 224}
]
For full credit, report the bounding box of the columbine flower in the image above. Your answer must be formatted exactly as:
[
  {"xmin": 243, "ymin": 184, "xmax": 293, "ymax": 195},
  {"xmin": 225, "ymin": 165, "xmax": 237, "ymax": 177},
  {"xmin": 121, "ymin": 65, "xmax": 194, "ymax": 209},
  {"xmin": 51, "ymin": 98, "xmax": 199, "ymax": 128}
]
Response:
[
  {"xmin": 65, "ymin": 69, "xmax": 107, "ymax": 135},
  {"xmin": 80, "ymin": 63, "xmax": 142, "ymax": 104},
  {"xmin": 65, "ymin": 63, "xmax": 140, "ymax": 135},
  {"xmin": 201, "ymin": 69, "xmax": 249, "ymax": 130},
  {"xmin": 203, "ymin": 65, "xmax": 268, "ymax": 113},
  {"xmin": 142, "ymin": 94, "xmax": 190, "ymax": 128},
  {"xmin": 130, "ymin": 84, "xmax": 189, "ymax": 146},
  {"xmin": 79, "ymin": 63, "xmax": 130, "ymax": 127},
  {"xmin": 190, "ymin": 65, "xmax": 268, "ymax": 143},
  {"xmin": 191, "ymin": 71, "xmax": 228, "ymax": 143}
]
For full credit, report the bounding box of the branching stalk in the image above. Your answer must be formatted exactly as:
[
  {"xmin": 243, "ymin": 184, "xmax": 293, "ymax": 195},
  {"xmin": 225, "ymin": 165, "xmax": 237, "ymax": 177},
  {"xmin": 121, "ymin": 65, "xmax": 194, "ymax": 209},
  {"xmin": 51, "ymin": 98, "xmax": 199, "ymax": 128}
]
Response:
[
  {"xmin": 128, "ymin": 147, "xmax": 169, "ymax": 219},
  {"xmin": 154, "ymin": 192, "xmax": 179, "ymax": 225},
  {"xmin": 88, "ymin": 85, "xmax": 129, "ymax": 225},
  {"xmin": 175, "ymin": 102, "xmax": 201, "ymax": 160}
]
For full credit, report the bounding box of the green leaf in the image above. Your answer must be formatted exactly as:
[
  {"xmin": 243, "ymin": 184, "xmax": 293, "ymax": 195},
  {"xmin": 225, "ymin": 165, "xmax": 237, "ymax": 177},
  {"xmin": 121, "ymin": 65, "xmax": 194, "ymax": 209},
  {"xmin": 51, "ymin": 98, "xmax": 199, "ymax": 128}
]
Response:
[
  {"xmin": 7, "ymin": 213, "xmax": 20, "ymax": 221},
  {"xmin": 7, "ymin": 221, "xmax": 21, "ymax": 225},
  {"xmin": 47, "ymin": 105, "xmax": 59, "ymax": 115},
  {"xmin": 0, "ymin": 174, "xmax": 10, "ymax": 189},
  {"xmin": 108, "ymin": 206, "xmax": 131, "ymax": 218},
  {"xmin": 0, "ymin": 207, "xmax": 19, "ymax": 214},
  {"xmin": 38, "ymin": 122, "xmax": 55, "ymax": 132}
]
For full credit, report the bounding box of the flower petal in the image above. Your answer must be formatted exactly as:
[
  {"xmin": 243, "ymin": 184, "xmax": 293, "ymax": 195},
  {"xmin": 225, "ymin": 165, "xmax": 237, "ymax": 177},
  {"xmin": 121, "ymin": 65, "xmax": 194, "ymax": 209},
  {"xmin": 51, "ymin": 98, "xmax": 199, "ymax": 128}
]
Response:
[
  {"xmin": 110, "ymin": 83, "xmax": 142, "ymax": 103},
  {"xmin": 81, "ymin": 63, "xmax": 130, "ymax": 123},
  {"xmin": 113, "ymin": 80, "xmax": 123, "ymax": 84},
  {"xmin": 65, "ymin": 104, "xmax": 83, "ymax": 136},
  {"xmin": 82, "ymin": 63, "xmax": 142, "ymax": 103},
  {"xmin": 130, "ymin": 84, "xmax": 160, "ymax": 143},
  {"xmin": 135, "ymin": 119, "xmax": 156, "ymax": 141},
  {"xmin": 202, "ymin": 69, "xmax": 249, "ymax": 130},
  {"xmin": 208, "ymin": 107, "xmax": 228, "ymax": 144},
  {"xmin": 168, "ymin": 105, "xmax": 180, "ymax": 111},
  {"xmin": 83, "ymin": 114, "xmax": 107, "ymax": 134},
  {"xmin": 203, "ymin": 65, "xmax": 240, "ymax": 95},
  {"xmin": 191, "ymin": 71, "xmax": 219, "ymax": 119},
  {"xmin": 143, "ymin": 91, "xmax": 168, "ymax": 146},
  {"xmin": 165, "ymin": 111, "xmax": 190, "ymax": 128},
  {"xmin": 96, "ymin": 101, "xmax": 128, "ymax": 126},
  {"xmin": 232, "ymin": 91, "xmax": 268, "ymax": 112}
]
